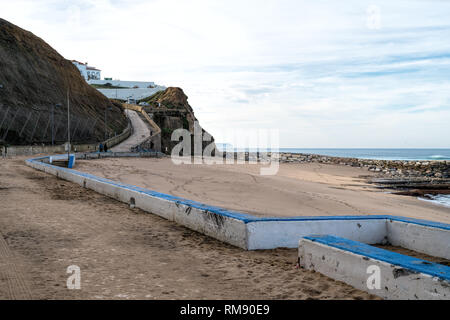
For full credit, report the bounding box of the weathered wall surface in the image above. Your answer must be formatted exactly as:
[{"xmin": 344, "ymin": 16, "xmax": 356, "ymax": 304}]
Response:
[
  {"xmin": 4, "ymin": 120, "xmax": 131, "ymax": 157},
  {"xmin": 299, "ymin": 236, "xmax": 450, "ymax": 300}
]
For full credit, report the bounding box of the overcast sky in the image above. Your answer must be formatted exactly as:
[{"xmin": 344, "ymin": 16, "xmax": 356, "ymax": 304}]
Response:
[{"xmin": 2, "ymin": 0, "xmax": 450, "ymax": 148}]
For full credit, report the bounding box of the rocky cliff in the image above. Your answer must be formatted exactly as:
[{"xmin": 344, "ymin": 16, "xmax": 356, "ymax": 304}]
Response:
[
  {"xmin": 140, "ymin": 87, "xmax": 215, "ymax": 154},
  {"xmin": 0, "ymin": 18, "xmax": 127, "ymax": 145}
]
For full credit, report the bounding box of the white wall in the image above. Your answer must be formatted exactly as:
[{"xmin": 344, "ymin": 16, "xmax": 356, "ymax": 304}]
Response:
[
  {"xmin": 387, "ymin": 220, "xmax": 450, "ymax": 259},
  {"xmin": 246, "ymin": 219, "xmax": 388, "ymax": 250},
  {"xmin": 88, "ymin": 80, "xmax": 156, "ymax": 88},
  {"xmin": 73, "ymin": 62, "xmax": 88, "ymax": 80},
  {"xmin": 97, "ymin": 86, "xmax": 166, "ymax": 100}
]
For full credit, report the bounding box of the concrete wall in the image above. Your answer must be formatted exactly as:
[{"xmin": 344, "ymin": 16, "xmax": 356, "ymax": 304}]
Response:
[
  {"xmin": 104, "ymin": 121, "xmax": 132, "ymax": 149},
  {"xmin": 6, "ymin": 143, "xmax": 97, "ymax": 157},
  {"xmin": 387, "ymin": 218, "xmax": 450, "ymax": 259},
  {"xmin": 5, "ymin": 120, "xmax": 131, "ymax": 157},
  {"xmin": 88, "ymin": 80, "xmax": 156, "ymax": 88},
  {"xmin": 97, "ymin": 87, "xmax": 165, "ymax": 101},
  {"xmin": 299, "ymin": 235, "xmax": 450, "ymax": 300},
  {"xmin": 26, "ymin": 154, "xmax": 248, "ymax": 249},
  {"xmin": 246, "ymin": 217, "xmax": 388, "ymax": 250}
]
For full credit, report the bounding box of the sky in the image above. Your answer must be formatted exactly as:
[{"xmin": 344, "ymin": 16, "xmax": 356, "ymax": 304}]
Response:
[{"xmin": 1, "ymin": 0, "xmax": 450, "ymax": 148}]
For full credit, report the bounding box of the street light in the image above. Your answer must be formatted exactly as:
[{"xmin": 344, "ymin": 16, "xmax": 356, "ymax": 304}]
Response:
[
  {"xmin": 104, "ymin": 105, "xmax": 113, "ymax": 141},
  {"xmin": 52, "ymin": 103, "xmax": 62, "ymax": 146},
  {"xmin": 66, "ymin": 89, "xmax": 71, "ymax": 163}
]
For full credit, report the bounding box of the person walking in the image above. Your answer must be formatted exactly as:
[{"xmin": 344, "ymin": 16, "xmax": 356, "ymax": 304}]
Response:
[{"xmin": 3, "ymin": 144, "xmax": 7, "ymax": 159}]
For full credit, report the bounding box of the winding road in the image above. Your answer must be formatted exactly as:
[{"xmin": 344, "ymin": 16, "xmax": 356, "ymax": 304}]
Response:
[{"xmin": 111, "ymin": 109, "xmax": 151, "ymax": 152}]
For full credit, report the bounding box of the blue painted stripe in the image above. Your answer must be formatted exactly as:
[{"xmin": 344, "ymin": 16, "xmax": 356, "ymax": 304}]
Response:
[
  {"xmin": 25, "ymin": 155, "xmax": 450, "ymax": 230},
  {"xmin": 386, "ymin": 216, "xmax": 450, "ymax": 231},
  {"xmin": 303, "ymin": 235, "xmax": 450, "ymax": 281}
]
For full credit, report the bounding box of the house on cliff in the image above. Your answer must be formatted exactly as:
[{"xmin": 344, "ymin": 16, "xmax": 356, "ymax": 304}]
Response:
[{"xmin": 71, "ymin": 60, "xmax": 101, "ymax": 81}]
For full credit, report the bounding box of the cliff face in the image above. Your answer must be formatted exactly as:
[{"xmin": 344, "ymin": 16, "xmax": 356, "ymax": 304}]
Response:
[
  {"xmin": 0, "ymin": 18, "xmax": 127, "ymax": 145},
  {"xmin": 141, "ymin": 87, "xmax": 215, "ymax": 154}
]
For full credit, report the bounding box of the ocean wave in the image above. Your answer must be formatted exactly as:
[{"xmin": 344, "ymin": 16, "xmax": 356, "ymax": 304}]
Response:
[
  {"xmin": 419, "ymin": 194, "xmax": 450, "ymax": 208},
  {"xmin": 429, "ymin": 155, "xmax": 448, "ymax": 159}
]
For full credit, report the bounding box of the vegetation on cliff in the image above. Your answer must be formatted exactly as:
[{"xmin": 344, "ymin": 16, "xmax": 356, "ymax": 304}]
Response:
[{"xmin": 0, "ymin": 18, "xmax": 127, "ymax": 145}]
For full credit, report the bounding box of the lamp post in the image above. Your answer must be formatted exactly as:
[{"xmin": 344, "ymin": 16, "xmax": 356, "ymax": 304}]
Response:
[
  {"xmin": 52, "ymin": 103, "xmax": 62, "ymax": 145},
  {"xmin": 67, "ymin": 90, "xmax": 70, "ymax": 162},
  {"xmin": 104, "ymin": 105, "xmax": 112, "ymax": 141}
]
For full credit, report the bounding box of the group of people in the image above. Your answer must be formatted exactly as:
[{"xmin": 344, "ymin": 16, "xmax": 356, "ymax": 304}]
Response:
[{"xmin": 98, "ymin": 143, "xmax": 109, "ymax": 153}]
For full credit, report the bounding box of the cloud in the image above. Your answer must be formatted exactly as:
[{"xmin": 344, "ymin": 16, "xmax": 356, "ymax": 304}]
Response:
[{"xmin": 1, "ymin": 0, "xmax": 450, "ymax": 147}]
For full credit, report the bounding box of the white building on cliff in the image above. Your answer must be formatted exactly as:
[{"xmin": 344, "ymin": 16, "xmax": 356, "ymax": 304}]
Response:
[{"xmin": 71, "ymin": 60, "xmax": 101, "ymax": 81}]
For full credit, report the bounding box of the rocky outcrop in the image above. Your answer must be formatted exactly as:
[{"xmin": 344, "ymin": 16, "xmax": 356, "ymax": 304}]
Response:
[
  {"xmin": 0, "ymin": 18, "xmax": 127, "ymax": 145},
  {"xmin": 140, "ymin": 87, "xmax": 215, "ymax": 154}
]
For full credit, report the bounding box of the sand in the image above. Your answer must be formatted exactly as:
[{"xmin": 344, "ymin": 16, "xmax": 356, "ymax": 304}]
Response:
[
  {"xmin": 0, "ymin": 157, "xmax": 378, "ymax": 299},
  {"xmin": 77, "ymin": 157, "xmax": 450, "ymax": 224}
]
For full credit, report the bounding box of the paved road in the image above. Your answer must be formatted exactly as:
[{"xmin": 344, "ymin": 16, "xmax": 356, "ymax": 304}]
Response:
[{"xmin": 111, "ymin": 109, "xmax": 150, "ymax": 152}]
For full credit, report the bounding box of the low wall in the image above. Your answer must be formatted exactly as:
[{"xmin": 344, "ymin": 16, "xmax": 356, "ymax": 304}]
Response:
[
  {"xmin": 246, "ymin": 217, "xmax": 388, "ymax": 250},
  {"xmin": 26, "ymin": 153, "xmax": 247, "ymax": 249},
  {"xmin": 25, "ymin": 153, "xmax": 450, "ymax": 253},
  {"xmin": 387, "ymin": 218, "xmax": 450, "ymax": 259},
  {"xmin": 97, "ymin": 87, "xmax": 165, "ymax": 101},
  {"xmin": 246, "ymin": 216, "xmax": 450, "ymax": 253},
  {"xmin": 104, "ymin": 119, "xmax": 132, "ymax": 149},
  {"xmin": 6, "ymin": 143, "xmax": 98, "ymax": 157},
  {"xmin": 4, "ymin": 117, "xmax": 131, "ymax": 157},
  {"xmin": 298, "ymin": 235, "xmax": 450, "ymax": 300},
  {"xmin": 88, "ymin": 80, "xmax": 156, "ymax": 88}
]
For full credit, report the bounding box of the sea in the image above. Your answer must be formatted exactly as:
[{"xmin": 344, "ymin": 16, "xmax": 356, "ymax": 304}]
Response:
[
  {"xmin": 277, "ymin": 148, "xmax": 450, "ymax": 161},
  {"xmin": 216, "ymin": 146, "xmax": 450, "ymax": 209}
]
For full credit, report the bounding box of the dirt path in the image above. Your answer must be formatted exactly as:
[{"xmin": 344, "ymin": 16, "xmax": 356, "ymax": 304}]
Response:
[
  {"xmin": 0, "ymin": 158, "xmax": 378, "ymax": 299},
  {"xmin": 111, "ymin": 110, "xmax": 150, "ymax": 152}
]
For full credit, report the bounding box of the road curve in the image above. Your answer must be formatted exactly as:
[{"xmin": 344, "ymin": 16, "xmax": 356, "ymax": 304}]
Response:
[{"xmin": 111, "ymin": 109, "xmax": 150, "ymax": 152}]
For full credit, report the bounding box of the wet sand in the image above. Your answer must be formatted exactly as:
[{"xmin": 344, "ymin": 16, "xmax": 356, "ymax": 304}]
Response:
[{"xmin": 77, "ymin": 157, "xmax": 450, "ymax": 224}]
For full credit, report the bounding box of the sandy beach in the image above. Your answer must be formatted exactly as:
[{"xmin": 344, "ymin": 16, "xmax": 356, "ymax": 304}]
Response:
[
  {"xmin": 77, "ymin": 157, "xmax": 450, "ymax": 224},
  {"xmin": 0, "ymin": 157, "xmax": 379, "ymax": 299},
  {"xmin": 1, "ymin": 156, "xmax": 448, "ymax": 299}
]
